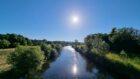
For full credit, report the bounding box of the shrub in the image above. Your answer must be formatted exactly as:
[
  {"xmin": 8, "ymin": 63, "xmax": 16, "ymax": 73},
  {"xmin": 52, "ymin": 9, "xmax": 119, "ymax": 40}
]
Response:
[
  {"xmin": 41, "ymin": 44, "xmax": 52, "ymax": 59},
  {"xmin": 0, "ymin": 40, "xmax": 10, "ymax": 48},
  {"xmin": 7, "ymin": 46, "xmax": 45, "ymax": 76},
  {"xmin": 41, "ymin": 44, "xmax": 59, "ymax": 59},
  {"xmin": 50, "ymin": 49, "xmax": 58, "ymax": 58}
]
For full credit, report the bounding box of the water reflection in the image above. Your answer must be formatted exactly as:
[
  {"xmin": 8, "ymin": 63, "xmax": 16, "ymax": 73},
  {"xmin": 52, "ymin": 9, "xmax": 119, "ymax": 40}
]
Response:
[
  {"xmin": 63, "ymin": 46, "xmax": 76, "ymax": 53},
  {"xmin": 42, "ymin": 46, "xmax": 116, "ymax": 79},
  {"xmin": 72, "ymin": 64, "xmax": 78, "ymax": 75}
]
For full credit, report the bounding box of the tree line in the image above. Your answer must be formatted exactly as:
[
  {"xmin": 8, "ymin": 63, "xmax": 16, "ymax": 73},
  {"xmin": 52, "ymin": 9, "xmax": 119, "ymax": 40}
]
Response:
[
  {"xmin": 0, "ymin": 34, "xmax": 32, "ymax": 48},
  {"xmin": 84, "ymin": 27, "xmax": 140, "ymax": 54},
  {"xmin": 0, "ymin": 33, "xmax": 74, "ymax": 49}
]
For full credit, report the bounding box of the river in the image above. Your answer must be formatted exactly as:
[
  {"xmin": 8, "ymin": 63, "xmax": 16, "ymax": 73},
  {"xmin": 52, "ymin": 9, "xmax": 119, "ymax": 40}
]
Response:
[{"xmin": 42, "ymin": 46, "xmax": 115, "ymax": 79}]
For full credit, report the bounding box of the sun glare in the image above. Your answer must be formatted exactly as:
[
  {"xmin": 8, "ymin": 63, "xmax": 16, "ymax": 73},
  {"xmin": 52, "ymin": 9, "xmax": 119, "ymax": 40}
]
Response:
[
  {"xmin": 73, "ymin": 16, "xmax": 79, "ymax": 23},
  {"xmin": 67, "ymin": 14, "xmax": 82, "ymax": 29}
]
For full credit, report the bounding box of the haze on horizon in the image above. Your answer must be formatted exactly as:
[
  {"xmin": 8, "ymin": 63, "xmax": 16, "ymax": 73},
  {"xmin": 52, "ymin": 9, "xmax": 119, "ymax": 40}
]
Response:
[{"xmin": 0, "ymin": 0, "xmax": 140, "ymax": 42}]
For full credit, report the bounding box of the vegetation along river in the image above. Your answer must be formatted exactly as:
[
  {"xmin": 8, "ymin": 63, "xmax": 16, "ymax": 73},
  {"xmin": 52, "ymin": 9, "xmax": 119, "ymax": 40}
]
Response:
[{"xmin": 42, "ymin": 46, "xmax": 117, "ymax": 79}]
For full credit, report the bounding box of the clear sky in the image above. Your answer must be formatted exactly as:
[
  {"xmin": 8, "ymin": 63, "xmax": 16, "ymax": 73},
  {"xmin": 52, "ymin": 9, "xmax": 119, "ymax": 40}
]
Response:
[{"xmin": 0, "ymin": 0, "xmax": 140, "ymax": 42}]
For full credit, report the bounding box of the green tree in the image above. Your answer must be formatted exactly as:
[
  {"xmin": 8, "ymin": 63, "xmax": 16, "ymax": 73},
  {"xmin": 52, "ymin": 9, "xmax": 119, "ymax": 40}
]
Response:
[
  {"xmin": 110, "ymin": 27, "xmax": 117, "ymax": 36},
  {"xmin": 110, "ymin": 27, "xmax": 140, "ymax": 53},
  {"xmin": 84, "ymin": 33, "xmax": 110, "ymax": 52},
  {"xmin": 41, "ymin": 44, "xmax": 59, "ymax": 59},
  {"xmin": 0, "ymin": 39, "xmax": 10, "ymax": 48},
  {"xmin": 41, "ymin": 44, "xmax": 52, "ymax": 59},
  {"xmin": 0, "ymin": 33, "xmax": 33, "ymax": 48},
  {"xmin": 7, "ymin": 46, "xmax": 45, "ymax": 76},
  {"xmin": 50, "ymin": 49, "xmax": 58, "ymax": 58}
]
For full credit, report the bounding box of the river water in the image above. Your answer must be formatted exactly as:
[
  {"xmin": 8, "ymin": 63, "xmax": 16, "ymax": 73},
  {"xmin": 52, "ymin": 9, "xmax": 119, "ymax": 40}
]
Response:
[{"xmin": 42, "ymin": 46, "xmax": 115, "ymax": 79}]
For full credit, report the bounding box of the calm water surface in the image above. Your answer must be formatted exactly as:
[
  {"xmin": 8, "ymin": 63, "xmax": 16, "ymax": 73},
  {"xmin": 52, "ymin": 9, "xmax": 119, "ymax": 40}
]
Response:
[{"xmin": 42, "ymin": 46, "xmax": 115, "ymax": 79}]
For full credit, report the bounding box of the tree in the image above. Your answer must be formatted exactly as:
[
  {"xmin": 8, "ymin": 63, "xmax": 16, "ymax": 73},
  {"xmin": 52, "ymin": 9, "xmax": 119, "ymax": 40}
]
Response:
[
  {"xmin": 0, "ymin": 33, "xmax": 33, "ymax": 48},
  {"xmin": 50, "ymin": 49, "xmax": 58, "ymax": 58},
  {"xmin": 0, "ymin": 39, "xmax": 10, "ymax": 48},
  {"xmin": 7, "ymin": 46, "xmax": 45, "ymax": 76},
  {"xmin": 110, "ymin": 27, "xmax": 140, "ymax": 53},
  {"xmin": 110, "ymin": 27, "xmax": 117, "ymax": 36},
  {"xmin": 84, "ymin": 33, "xmax": 110, "ymax": 52},
  {"xmin": 41, "ymin": 44, "xmax": 52, "ymax": 59},
  {"xmin": 41, "ymin": 44, "xmax": 59, "ymax": 59}
]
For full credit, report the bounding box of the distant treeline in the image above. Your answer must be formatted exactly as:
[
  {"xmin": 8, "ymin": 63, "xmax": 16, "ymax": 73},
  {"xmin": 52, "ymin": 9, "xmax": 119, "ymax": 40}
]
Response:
[
  {"xmin": 0, "ymin": 33, "xmax": 76, "ymax": 49},
  {"xmin": 0, "ymin": 34, "xmax": 32, "ymax": 48}
]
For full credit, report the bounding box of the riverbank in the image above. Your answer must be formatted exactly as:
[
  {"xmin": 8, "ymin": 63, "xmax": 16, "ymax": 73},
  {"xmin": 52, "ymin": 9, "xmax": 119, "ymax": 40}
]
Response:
[
  {"xmin": 75, "ymin": 46, "xmax": 140, "ymax": 79},
  {"xmin": 0, "ymin": 45, "xmax": 62, "ymax": 79}
]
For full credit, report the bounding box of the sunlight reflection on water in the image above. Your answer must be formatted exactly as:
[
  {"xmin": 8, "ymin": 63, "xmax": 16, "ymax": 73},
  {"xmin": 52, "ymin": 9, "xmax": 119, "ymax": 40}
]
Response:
[
  {"xmin": 43, "ymin": 46, "xmax": 115, "ymax": 79},
  {"xmin": 63, "ymin": 46, "xmax": 76, "ymax": 52},
  {"xmin": 72, "ymin": 64, "xmax": 78, "ymax": 74},
  {"xmin": 64, "ymin": 46, "xmax": 79, "ymax": 75}
]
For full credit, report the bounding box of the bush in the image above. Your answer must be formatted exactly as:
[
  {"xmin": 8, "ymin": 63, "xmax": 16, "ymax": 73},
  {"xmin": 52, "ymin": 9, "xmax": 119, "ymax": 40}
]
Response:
[
  {"xmin": 7, "ymin": 46, "xmax": 45, "ymax": 76},
  {"xmin": 0, "ymin": 40, "xmax": 10, "ymax": 48},
  {"xmin": 50, "ymin": 49, "xmax": 58, "ymax": 58},
  {"xmin": 41, "ymin": 44, "xmax": 52, "ymax": 59},
  {"xmin": 85, "ymin": 34, "xmax": 110, "ymax": 53},
  {"xmin": 74, "ymin": 45, "xmax": 87, "ymax": 54}
]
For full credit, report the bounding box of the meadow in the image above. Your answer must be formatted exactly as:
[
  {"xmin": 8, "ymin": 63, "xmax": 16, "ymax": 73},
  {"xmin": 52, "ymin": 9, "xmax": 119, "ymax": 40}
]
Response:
[{"xmin": 0, "ymin": 48, "xmax": 14, "ymax": 72}]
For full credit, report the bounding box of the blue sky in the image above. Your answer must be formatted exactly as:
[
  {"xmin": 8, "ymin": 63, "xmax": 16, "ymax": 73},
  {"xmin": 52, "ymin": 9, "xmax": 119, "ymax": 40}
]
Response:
[{"xmin": 0, "ymin": 0, "xmax": 140, "ymax": 42}]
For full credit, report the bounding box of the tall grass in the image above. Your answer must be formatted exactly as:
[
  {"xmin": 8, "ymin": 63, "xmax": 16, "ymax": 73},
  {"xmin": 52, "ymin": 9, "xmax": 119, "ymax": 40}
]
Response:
[
  {"xmin": 0, "ymin": 48, "xmax": 14, "ymax": 72},
  {"xmin": 105, "ymin": 53, "xmax": 140, "ymax": 71}
]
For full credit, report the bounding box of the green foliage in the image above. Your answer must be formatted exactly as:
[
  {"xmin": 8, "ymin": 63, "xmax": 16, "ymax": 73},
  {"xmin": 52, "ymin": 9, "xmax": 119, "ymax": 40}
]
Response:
[
  {"xmin": 105, "ymin": 53, "xmax": 140, "ymax": 71},
  {"xmin": 0, "ymin": 34, "xmax": 33, "ymax": 48},
  {"xmin": 74, "ymin": 27, "xmax": 140, "ymax": 78},
  {"xmin": 85, "ymin": 34, "xmax": 110, "ymax": 54},
  {"xmin": 7, "ymin": 46, "xmax": 45, "ymax": 75},
  {"xmin": 54, "ymin": 44, "xmax": 62, "ymax": 51},
  {"xmin": 41, "ymin": 44, "xmax": 52, "ymax": 59},
  {"xmin": 50, "ymin": 48, "xmax": 58, "ymax": 58},
  {"xmin": 110, "ymin": 27, "xmax": 140, "ymax": 53},
  {"xmin": 0, "ymin": 48, "xmax": 14, "ymax": 72},
  {"xmin": 84, "ymin": 27, "xmax": 140, "ymax": 54},
  {"xmin": 75, "ymin": 45, "xmax": 87, "ymax": 54},
  {"xmin": 41, "ymin": 44, "xmax": 59, "ymax": 59},
  {"xmin": 90, "ymin": 41, "xmax": 109, "ymax": 55},
  {"xmin": 0, "ymin": 40, "xmax": 10, "ymax": 48},
  {"xmin": 32, "ymin": 39, "xmax": 48, "ymax": 45}
]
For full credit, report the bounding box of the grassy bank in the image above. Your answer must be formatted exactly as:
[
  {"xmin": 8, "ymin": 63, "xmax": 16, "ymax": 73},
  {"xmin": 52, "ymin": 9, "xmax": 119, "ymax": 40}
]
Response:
[
  {"xmin": 75, "ymin": 46, "xmax": 140, "ymax": 79},
  {"xmin": 0, "ymin": 45, "xmax": 62, "ymax": 79},
  {"xmin": 0, "ymin": 46, "xmax": 45, "ymax": 79},
  {"xmin": 0, "ymin": 48, "xmax": 14, "ymax": 72},
  {"xmin": 87, "ymin": 52, "xmax": 140, "ymax": 79},
  {"xmin": 105, "ymin": 53, "xmax": 140, "ymax": 71}
]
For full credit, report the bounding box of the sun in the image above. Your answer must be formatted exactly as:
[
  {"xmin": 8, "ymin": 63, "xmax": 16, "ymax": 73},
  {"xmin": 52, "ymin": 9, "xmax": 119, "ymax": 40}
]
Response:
[
  {"xmin": 68, "ymin": 15, "xmax": 81, "ymax": 29},
  {"xmin": 72, "ymin": 16, "xmax": 79, "ymax": 23}
]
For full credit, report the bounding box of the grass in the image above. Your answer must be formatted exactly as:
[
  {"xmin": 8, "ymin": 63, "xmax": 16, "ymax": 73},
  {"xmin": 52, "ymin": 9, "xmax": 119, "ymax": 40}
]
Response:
[
  {"xmin": 105, "ymin": 53, "xmax": 140, "ymax": 71},
  {"xmin": 90, "ymin": 47, "xmax": 140, "ymax": 71},
  {"xmin": 0, "ymin": 48, "xmax": 15, "ymax": 72},
  {"xmin": 0, "ymin": 46, "xmax": 43, "ymax": 72},
  {"xmin": 75, "ymin": 44, "xmax": 140, "ymax": 78},
  {"xmin": 0, "ymin": 46, "xmax": 45, "ymax": 79}
]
